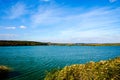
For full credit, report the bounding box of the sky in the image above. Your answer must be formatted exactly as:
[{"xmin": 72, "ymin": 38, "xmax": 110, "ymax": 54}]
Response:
[{"xmin": 0, "ymin": 0, "xmax": 120, "ymax": 43}]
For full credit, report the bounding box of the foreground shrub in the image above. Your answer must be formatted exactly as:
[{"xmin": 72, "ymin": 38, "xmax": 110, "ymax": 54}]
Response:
[
  {"xmin": 45, "ymin": 57, "xmax": 120, "ymax": 80},
  {"xmin": 0, "ymin": 65, "xmax": 12, "ymax": 79}
]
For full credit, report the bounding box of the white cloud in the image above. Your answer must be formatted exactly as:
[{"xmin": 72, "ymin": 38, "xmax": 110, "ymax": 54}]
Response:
[
  {"xmin": 30, "ymin": 6, "xmax": 120, "ymax": 43},
  {"xmin": 3, "ymin": 25, "xmax": 27, "ymax": 30},
  {"xmin": 0, "ymin": 34, "xmax": 18, "ymax": 40},
  {"xmin": 31, "ymin": 10, "xmax": 59, "ymax": 26},
  {"xmin": 31, "ymin": 6, "xmax": 67, "ymax": 27},
  {"xmin": 31, "ymin": 6, "xmax": 120, "ymax": 29},
  {"xmin": 41, "ymin": 0, "xmax": 51, "ymax": 2},
  {"xmin": 0, "ymin": 34, "xmax": 17, "ymax": 37},
  {"xmin": 20, "ymin": 25, "xmax": 26, "ymax": 29},
  {"xmin": 7, "ymin": 2, "xmax": 26, "ymax": 19},
  {"xmin": 109, "ymin": 0, "xmax": 117, "ymax": 3},
  {"xmin": 20, "ymin": 25, "xmax": 27, "ymax": 29},
  {"xmin": 0, "ymin": 34, "xmax": 16, "ymax": 36},
  {"xmin": 5, "ymin": 27, "xmax": 16, "ymax": 30}
]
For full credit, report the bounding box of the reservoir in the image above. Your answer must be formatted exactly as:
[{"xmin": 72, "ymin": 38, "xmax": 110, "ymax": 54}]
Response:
[{"xmin": 0, "ymin": 46, "xmax": 120, "ymax": 80}]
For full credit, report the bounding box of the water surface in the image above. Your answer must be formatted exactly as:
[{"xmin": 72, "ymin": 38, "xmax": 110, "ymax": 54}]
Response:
[{"xmin": 0, "ymin": 46, "xmax": 120, "ymax": 80}]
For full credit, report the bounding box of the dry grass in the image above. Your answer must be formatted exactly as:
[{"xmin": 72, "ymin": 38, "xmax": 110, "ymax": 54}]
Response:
[{"xmin": 45, "ymin": 57, "xmax": 120, "ymax": 80}]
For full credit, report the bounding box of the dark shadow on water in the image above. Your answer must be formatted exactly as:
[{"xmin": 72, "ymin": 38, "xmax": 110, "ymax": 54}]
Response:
[{"xmin": 0, "ymin": 71, "xmax": 21, "ymax": 80}]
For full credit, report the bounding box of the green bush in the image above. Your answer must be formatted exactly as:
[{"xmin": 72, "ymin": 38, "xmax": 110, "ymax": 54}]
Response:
[{"xmin": 45, "ymin": 57, "xmax": 120, "ymax": 80}]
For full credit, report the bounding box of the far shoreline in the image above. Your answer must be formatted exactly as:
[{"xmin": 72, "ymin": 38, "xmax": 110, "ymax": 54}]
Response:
[{"xmin": 0, "ymin": 40, "xmax": 120, "ymax": 46}]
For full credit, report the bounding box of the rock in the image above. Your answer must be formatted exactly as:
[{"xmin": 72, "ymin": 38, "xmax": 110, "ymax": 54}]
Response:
[{"xmin": 0, "ymin": 65, "xmax": 11, "ymax": 80}]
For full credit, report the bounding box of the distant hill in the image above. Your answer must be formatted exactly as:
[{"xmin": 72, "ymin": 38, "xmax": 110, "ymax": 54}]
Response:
[
  {"xmin": 75, "ymin": 43, "xmax": 120, "ymax": 46},
  {"xmin": 0, "ymin": 40, "xmax": 120, "ymax": 46},
  {"xmin": 0, "ymin": 40, "xmax": 48, "ymax": 46},
  {"xmin": 51, "ymin": 43, "xmax": 120, "ymax": 46}
]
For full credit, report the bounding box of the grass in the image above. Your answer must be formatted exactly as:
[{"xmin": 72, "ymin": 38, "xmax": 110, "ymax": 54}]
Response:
[
  {"xmin": 0, "ymin": 65, "xmax": 12, "ymax": 79},
  {"xmin": 45, "ymin": 57, "xmax": 120, "ymax": 80}
]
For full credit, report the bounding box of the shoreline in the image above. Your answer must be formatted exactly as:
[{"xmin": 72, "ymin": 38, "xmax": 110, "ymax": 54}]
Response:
[{"xmin": 0, "ymin": 40, "xmax": 120, "ymax": 46}]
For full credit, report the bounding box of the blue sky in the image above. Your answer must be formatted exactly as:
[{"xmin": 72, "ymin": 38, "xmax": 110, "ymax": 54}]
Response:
[{"xmin": 0, "ymin": 0, "xmax": 120, "ymax": 43}]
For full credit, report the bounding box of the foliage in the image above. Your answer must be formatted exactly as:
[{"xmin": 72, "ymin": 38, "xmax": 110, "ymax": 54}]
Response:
[
  {"xmin": 0, "ymin": 40, "xmax": 48, "ymax": 46},
  {"xmin": 45, "ymin": 57, "xmax": 120, "ymax": 80}
]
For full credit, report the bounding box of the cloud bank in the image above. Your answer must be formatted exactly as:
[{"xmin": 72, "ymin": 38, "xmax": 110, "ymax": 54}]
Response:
[
  {"xmin": 30, "ymin": 5, "xmax": 120, "ymax": 42},
  {"xmin": 0, "ymin": 0, "xmax": 120, "ymax": 43}
]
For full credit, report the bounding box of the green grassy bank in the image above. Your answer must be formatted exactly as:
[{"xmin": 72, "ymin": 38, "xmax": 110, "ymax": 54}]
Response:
[{"xmin": 45, "ymin": 57, "xmax": 120, "ymax": 80}]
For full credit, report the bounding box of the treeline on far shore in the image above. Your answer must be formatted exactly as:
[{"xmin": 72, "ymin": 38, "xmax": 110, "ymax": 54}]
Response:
[
  {"xmin": 0, "ymin": 40, "xmax": 120, "ymax": 46},
  {"xmin": 0, "ymin": 40, "xmax": 48, "ymax": 46}
]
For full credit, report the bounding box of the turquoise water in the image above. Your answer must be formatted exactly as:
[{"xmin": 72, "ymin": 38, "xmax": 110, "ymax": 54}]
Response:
[{"xmin": 0, "ymin": 46, "xmax": 120, "ymax": 80}]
